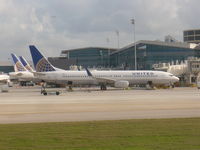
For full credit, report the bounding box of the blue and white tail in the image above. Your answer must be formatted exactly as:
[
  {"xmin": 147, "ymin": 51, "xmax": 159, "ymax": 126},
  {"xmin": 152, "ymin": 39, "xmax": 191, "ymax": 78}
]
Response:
[
  {"xmin": 19, "ymin": 56, "xmax": 34, "ymax": 72},
  {"xmin": 29, "ymin": 45, "xmax": 60, "ymax": 72},
  {"xmin": 11, "ymin": 53, "xmax": 27, "ymax": 72}
]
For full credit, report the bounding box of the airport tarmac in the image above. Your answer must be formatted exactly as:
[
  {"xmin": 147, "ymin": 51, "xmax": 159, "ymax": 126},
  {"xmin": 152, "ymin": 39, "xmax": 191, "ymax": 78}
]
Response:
[{"xmin": 0, "ymin": 86, "xmax": 200, "ymax": 124}]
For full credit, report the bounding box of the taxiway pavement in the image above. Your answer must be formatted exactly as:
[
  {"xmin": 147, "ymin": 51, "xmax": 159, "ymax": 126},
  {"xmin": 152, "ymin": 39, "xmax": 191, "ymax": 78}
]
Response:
[{"xmin": 0, "ymin": 87, "xmax": 200, "ymax": 124}]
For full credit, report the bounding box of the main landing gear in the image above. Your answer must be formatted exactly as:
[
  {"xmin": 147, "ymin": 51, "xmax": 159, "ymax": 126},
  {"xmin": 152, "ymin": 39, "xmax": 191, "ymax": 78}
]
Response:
[
  {"xmin": 100, "ymin": 84, "xmax": 107, "ymax": 90},
  {"xmin": 67, "ymin": 81, "xmax": 73, "ymax": 92},
  {"xmin": 169, "ymin": 83, "xmax": 175, "ymax": 88},
  {"xmin": 146, "ymin": 81, "xmax": 154, "ymax": 90}
]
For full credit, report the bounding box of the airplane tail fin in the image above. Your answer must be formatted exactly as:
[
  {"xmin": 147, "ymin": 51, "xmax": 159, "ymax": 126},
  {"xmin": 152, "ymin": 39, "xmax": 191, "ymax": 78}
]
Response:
[
  {"xmin": 29, "ymin": 45, "xmax": 59, "ymax": 72},
  {"xmin": 19, "ymin": 56, "xmax": 34, "ymax": 72},
  {"xmin": 11, "ymin": 53, "xmax": 27, "ymax": 72}
]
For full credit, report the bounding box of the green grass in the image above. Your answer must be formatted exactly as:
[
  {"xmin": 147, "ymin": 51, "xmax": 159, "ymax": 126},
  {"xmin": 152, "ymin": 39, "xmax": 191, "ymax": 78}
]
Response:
[{"xmin": 0, "ymin": 118, "xmax": 200, "ymax": 150}]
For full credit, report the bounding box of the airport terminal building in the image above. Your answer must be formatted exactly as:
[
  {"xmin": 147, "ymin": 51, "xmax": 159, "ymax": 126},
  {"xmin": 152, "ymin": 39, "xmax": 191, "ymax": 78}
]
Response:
[
  {"xmin": 183, "ymin": 29, "xmax": 200, "ymax": 44},
  {"xmin": 49, "ymin": 40, "xmax": 200, "ymax": 71},
  {"xmin": 49, "ymin": 47, "xmax": 117, "ymax": 70},
  {"xmin": 1, "ymin": 40, "xmax": 200, "ymax": 74},
  {"xmin": 0, "ymin": 61, "xmax": 14, "ymax": 73},
  {"xmin": 1, "ymin": 29, "xmax": 200, "ymax": 75},
  {"xmin": 110, "ymin": 40, "xmax": 200, "ymax": 70}
]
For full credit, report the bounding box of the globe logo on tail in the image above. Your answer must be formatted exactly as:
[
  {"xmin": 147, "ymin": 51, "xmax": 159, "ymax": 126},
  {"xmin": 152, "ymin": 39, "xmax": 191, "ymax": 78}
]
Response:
[
  {"xmin": 15, "ymin": 62, "xmax": 26, "ymax": 72},
  {"xmin": 36, "ymin": 58, "xmax": 55, "ymax": 72}
]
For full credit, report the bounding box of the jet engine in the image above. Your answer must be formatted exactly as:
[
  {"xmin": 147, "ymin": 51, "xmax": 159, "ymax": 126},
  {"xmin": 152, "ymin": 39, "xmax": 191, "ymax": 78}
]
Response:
[{"xmin": 114, "ymin": 80, "xmax": 129, "ymax": 88}]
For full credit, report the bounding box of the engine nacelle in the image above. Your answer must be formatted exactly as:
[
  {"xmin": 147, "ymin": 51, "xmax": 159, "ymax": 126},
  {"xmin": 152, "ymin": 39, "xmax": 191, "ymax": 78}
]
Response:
[{"xmin": 114, "ymin": 80, "xmax": 129, "ymax": 88}]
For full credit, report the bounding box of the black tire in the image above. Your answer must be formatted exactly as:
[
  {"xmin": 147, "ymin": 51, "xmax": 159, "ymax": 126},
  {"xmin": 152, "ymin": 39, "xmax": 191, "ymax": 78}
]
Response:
[
  {"xmin": 56, "ymin": 91, "xmax": 60, "ymax": 95},
  {"xmin": 100, "ymin": 85, "xmax": 103, "ymax": 90}
]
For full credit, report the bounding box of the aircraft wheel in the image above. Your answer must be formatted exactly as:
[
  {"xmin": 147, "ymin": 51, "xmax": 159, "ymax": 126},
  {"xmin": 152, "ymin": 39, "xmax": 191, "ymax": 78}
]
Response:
[
  {"xmin": 100, "ymin": 85, "xmax": 103, "ymax": 90},
  {"xmin": 170, "ymin": 84, "xmax": 175, "ymax": 88},
  {"xmin": 100, "ymin": 84, "xmax": 107, "ymax": 90}
]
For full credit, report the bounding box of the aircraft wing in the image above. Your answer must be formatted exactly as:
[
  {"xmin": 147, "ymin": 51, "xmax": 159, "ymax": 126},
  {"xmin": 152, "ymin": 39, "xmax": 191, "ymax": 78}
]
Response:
[
  {"xmin": 33, "ymin": 72, "xmax": 46, "ymax": 76},
  {"xmin": 85, "ymin": 68, "xmax": 115, "ymax": 83},
  {"xmin": 15, "ymin": 73, "xmax": 23, "ymax": 76},
  {"xmin": 93, "ymin": 77, "xmax": 115, "ymax": 83}
]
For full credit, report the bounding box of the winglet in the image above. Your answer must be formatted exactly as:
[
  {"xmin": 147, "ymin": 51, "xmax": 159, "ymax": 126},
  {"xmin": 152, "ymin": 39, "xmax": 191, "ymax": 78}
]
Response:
[{"xmin": 85, "ymin": 68, "xmax": 93, "ymax": 77}]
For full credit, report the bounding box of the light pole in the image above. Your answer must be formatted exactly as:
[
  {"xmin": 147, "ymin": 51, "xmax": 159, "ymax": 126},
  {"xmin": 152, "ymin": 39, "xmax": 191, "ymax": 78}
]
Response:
[
  {"xmin": 100, "ymin": 50, "xmax": 103, "ymax": 67},
  {"xmin": 116, "ymin": 30, "xmax": 119, "ymax": 49},
  {"xmin": 106, "ymin": 38, "xmax": 110, "ymax": 67},
  {"xmin": 131, "ymin": 18, "xmax": 137, "ymax": 70}
]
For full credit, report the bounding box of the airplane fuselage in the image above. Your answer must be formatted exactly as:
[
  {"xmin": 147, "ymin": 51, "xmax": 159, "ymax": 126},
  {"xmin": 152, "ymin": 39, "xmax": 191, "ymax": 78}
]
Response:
[
  {"xmin": 9, "ymin": 71, "xmax": 34, "ymax": 81},
  {"xmin": 35, "ymin": 70, "xmax": 179, "ymax": 86}
]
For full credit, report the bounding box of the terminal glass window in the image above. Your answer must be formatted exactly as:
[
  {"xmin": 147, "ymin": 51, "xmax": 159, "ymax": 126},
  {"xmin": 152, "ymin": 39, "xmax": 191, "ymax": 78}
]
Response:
[
  {"xmin": 188, "ymin": 31, "xmax": 195, "ymax": 36},
  {"xmin": 195, "ymin": 30, "xmax": 200, "ymax": 35},
  {"xmin": 188, "ymin": 36, "xmax": 195, "ymax": 41},
  {"xmin": 195, "ymin": 36, "xmax": 200, "ymax": 40},
  {"xmin": 184, "ymin": 37, "xmax": 188, "ymax": 41}
]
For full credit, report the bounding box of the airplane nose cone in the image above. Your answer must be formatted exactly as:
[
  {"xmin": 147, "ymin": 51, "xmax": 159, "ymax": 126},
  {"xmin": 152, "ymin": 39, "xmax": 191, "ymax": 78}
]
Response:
[{"xmin": 173, "ymin": 76, "xmax": 179, "ymax": 82}]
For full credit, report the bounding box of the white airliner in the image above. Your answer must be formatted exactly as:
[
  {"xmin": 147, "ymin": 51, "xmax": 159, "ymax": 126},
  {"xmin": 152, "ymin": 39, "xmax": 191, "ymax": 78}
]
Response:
[
  {"xmin": 9, "ymin": 54, "xmax": 34, "ymax": 81},
  {"xmin": 29, "ymin": 45, "xmax": 179, "ymax": 90}
]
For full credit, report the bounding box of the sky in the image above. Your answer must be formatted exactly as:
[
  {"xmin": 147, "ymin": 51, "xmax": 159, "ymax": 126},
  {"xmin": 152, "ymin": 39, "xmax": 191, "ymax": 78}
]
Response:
[{"xmin": 0, "ymin": 0, "xmax": 199, "ymax": 61}]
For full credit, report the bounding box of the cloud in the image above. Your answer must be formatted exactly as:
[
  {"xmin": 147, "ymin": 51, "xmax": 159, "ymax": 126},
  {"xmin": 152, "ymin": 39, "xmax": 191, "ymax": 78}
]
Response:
[
  {"xmin": 178, "ymin": 0, "xmax": 200, "ymax": 29},
  {"xmin": 0, "ymin": 0, "xmax": 199, "ymax": 61}
]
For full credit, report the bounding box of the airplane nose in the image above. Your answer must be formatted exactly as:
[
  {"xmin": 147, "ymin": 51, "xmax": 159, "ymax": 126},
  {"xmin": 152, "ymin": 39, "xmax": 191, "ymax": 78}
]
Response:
[{"xmin": 173, "ymin": 76, "xmax": 179, "ymax": 82}]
